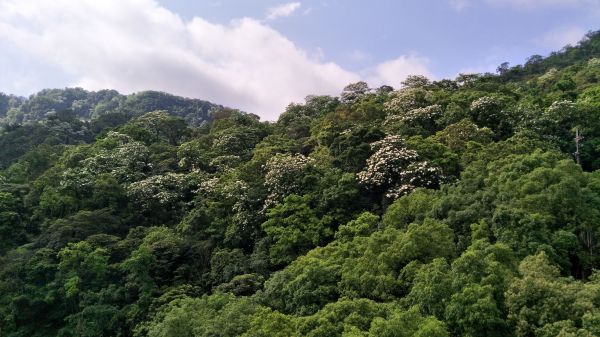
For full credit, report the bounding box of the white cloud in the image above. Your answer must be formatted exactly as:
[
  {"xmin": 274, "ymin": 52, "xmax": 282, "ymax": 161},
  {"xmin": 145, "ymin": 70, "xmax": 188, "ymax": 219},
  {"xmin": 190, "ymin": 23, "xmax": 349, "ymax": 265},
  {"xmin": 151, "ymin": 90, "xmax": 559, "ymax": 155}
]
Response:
[
  {"xmin": 0, "ymin": 0, "xmax": 432, "ymax": 120},
  {"xmin": 367, "ymin": 55, "xmax": 434, "ymax": 88},
  {"xmin": 534, "ymin": 26, "xmax": 586, "ymax": 49},
  {"xmin": 266, "ymin": 2, "xmax": 301, "ymax": 21}
]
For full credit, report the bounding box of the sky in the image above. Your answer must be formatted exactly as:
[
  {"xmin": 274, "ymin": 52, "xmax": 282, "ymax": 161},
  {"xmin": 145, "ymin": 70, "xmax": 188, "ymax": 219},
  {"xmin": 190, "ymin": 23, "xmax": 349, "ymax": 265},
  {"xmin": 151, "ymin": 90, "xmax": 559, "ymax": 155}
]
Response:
[{"xmin": 0, "ymin": 0, "xmax": 598, "ymax": 120}]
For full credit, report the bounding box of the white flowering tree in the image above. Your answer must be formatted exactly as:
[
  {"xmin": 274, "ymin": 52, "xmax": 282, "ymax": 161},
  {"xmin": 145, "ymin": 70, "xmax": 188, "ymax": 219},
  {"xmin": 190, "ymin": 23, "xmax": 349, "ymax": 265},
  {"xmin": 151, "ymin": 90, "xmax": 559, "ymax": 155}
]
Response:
[
  {"xmin": 177, "ymin": 138, "xmax": 211, "ymax": 171},
  {"xmin": 340, "ymin": 81, "xmax": 371, "ymax": 104},
  {"xmin": 198, "ymin": 176, "xmax": 250, "ymax": 207},
  {"xmin": 81, "ymin": 132, "xmax": 152, "ymax": 183},
  {"xmin": 469, "ymin": 95, "xmax": 515, "ymax": 138},
  {"xmin": 382, "ymin": 88, "xmax": 441, "ymax": 134},
  {"xmin": 519, "ymin": 100, "xmax": 581, "ymax": 150},
  {"xmin": 397, "ymin": 105, "xmax": 442, "ymax": 124},
  {"xmin": 58, "ymin": 167, "xmax": 96, "ymax": 200},
  {"xmin": 192, "ymin": 175, "xmax": 261, "ymax": 246},
  {"xmin": 48, "ymin": 132, "xmax": 151, "ymax": 208},
  {"xmin": 263, "ymin": 153, "xmax": 314, "ymax": 209},
  {"xmin": 357, "ymin": 135, "xmax": 443, "ymax": 200},
  {"xmin": 127, "ymin": 172, "xmax": 199, "ymax": 212},
  {"xmin": 384, "ymin": 88, "xmax": 429, "ymax": 114},
  {"xmin": 401, "ymin": 75, "xmax": 431, "ymax": 89},
  {"xmin": 384, "ymin": 104, "xmax": 443, "ymax": 134}
]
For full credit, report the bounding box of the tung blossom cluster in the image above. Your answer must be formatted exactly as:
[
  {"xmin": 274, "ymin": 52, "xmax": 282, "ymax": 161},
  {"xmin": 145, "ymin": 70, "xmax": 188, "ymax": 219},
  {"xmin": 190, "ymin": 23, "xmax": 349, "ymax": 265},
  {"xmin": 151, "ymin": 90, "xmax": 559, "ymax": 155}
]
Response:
[
  {"xmin": 263, "ymin": 153, "xmax": 314, "ymax": 209},
  {"xmin": 81, "ymin": 132, "xmax": 152, "ymax": 183},
  {"xmin": 197, "ymin": 177, "xmax": 258, "ymax": 239},
  {"xmin": 401, "ymin": 104, "xmax": 442, "ymax": 123},
  {"xmin": 56, "ymin": 132, "xmax": 153, "ymax": 194},
  {"xmin": 469, "ymin": 96, "xmax": 508, "ymax": 124},
  {"xmin": 199, "ymin": 177, "xmax": 250, "ymax": 202},
  {"xmin": 357, "ymin": 135, "xmax": 443, "ymax": 199},
  {"xmin": 384, "ymin": 161, "xmax": 442, "ymax": 199},
  {"xmin": 383, "ymin": 88, "xmax": 429, "ymax": 114},
  {"xmin": 470, "ymin": 96, "xmax": 501, "ymax": 112},
  {"xmin": 357, "ymin": 136, "xmax": 418, "ymax": 187},
  {"xmin": 127, "ymin": 172, "xmax": 195, "ymax": 211},
  {"xmin": 384, "ymin": 104, "xmax": 442, "ymax": 127},
  {"xmin": 545, "ymin": 100, "xmax": 577, "ymax": 120}
]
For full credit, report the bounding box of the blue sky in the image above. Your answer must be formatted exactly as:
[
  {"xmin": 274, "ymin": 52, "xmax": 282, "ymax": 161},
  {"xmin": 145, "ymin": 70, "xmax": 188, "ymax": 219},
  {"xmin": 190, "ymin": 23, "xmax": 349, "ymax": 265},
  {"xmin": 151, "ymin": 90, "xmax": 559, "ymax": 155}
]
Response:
[
  {"xmin": 162, "ymin": 0, "xmax": 598, "ymax": 77},
  {"xmin": 0, "ymin": 0, "xmax": 598, "ymax": 119}
]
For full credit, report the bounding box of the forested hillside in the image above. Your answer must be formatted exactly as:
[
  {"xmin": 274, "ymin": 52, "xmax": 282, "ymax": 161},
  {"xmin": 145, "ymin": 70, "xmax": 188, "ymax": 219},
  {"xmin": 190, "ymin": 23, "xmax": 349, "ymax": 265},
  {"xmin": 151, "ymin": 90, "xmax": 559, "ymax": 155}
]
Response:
[
  {"xmin": 0, "ymin": 89, "xmax": 221, "ymax": 171},
  {"xmin": 1, "ymin": 31, "xmax": 600, "ymax": 337}
]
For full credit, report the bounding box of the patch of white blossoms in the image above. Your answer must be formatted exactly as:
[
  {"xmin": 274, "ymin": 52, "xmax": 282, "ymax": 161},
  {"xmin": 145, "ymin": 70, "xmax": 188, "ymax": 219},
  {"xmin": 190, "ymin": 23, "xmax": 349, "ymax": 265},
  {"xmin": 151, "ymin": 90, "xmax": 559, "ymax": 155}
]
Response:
[
  {"xmin": 384, "ymin": 104, "xmax": 442, "ymax": 126},
  {"xmin": 59, "ymin": 167, "xmax": 95, "ymax": 193},
  {"xmin": 520, "ymin": 100, "xmax": 577, "ymax": 137},
  {"xmin": 103, "ymin": 131, "xmax": 134, "ymax": 145},
  {"xmin": 383, "ymin": 88, "xmax": 429, "ymax": 114},
  {"xmin": 545, "ymin": 100, "xmax": 576, "ymax": 120},
  {"xmin": 263, "ymin": 153, "xmax": 314, "ymax": 208},
  {"xmin": 357, "ymin": 135, "xmax": 443, "ymax": 199},
  {"xmin": 385, "ymin": 161, "xmax": 442, "ymax": 199},
  {"xmin": 198, "ymin": 177, "xmax": 249, "ymax": 203},
  {"xmin": 197, "ymin": 176, "xmax": 256, "ymax": 239},
  {"xmin": 80, "ymin": 132, "xmax": 152, "ymax": 183},
  {"xmin": 434, "ymin": 119, "xmax": 493, "ymax": 152},
  {"xmin": 469, "ymin": 95, "xmax": 514, "ymax": 131},
  {"xmin": 470, "ymin": 96, "xmax": 499, "ymax": 112},
  {"xmin": 211, "ymin": 127, "xmax": 261, "ymax": 156},
  {"xmin": 357, "ymin": 136, "xmax": 418, "ymax": 186},
  {"xmin": 127, "ymin": 172, "xmax": 195, "ymax": 211},
  {"xmin": 57, "ymin": 132, "xmax": 152, "ymax": 193},
  {"xmin": 538, "ymin": 68, "xmax": 559, "ymax": 83}
]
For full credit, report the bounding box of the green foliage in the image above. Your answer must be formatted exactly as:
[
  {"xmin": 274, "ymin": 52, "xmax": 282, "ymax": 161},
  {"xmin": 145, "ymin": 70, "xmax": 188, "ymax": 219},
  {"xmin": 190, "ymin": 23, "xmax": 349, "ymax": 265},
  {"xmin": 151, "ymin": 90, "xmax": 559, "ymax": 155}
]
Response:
[
  {"xmin": 369, "ymin": 306, "xmax": 449, "ymax": 337},
  {"xmin": 505, "ymin": 252, "xmax": 600, "ymax": 337},
  {"xmin": 335, "ymin": 212, "xmax": 379, "ymax": 242},
  {"xmin": 0, "ymin": 191, "xmax": 25, "ymax": 253},
  {"xmin": 406, "ymin": 258, "xmax": 452, "ymax": 318},
  {"xmin": 139, "ymin": 293, "xmax": 256, "ymax": 337},
  {"xmin": 242, "ymin": 307, "xmax": 296, "ymax": 337},
  {"xmin": 262, "ymin": 194, "xmax": 333, "ymax": 265},
  {"xmin": 261, "ymin": 251, "xmax": 342, "ymax": 315},
  {"xmin": 382, "ymin": 188, "xmax": 438, "ymax": 229},
  {"xmin": 445, "ymin": 284, "xmax": 507, "ymax": 337},
  {"xmin": 339, "ymin": 219, "xmax": 454, "ymax": 301},
  {"xmin": 57, "ymin": 241, "xmax": 110, "ymax": 298}
]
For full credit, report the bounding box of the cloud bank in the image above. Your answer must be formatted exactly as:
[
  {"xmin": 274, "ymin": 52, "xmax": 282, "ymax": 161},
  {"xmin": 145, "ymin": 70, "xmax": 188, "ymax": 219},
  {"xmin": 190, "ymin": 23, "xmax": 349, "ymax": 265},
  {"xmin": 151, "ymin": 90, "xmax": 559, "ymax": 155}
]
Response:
[
  {"xmin": 368, "ymin": 55, "xmax": 433, "ymax": 88},
  {"xmin": 0, "ymin": 0, "xmax": 431, "ymax": 120}
]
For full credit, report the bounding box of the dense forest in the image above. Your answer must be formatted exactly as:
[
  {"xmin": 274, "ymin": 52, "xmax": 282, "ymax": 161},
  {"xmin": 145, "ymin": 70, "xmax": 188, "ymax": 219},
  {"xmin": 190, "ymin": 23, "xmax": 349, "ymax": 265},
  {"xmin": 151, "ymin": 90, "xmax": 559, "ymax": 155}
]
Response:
[{"xmin": 1, "ymin": 31, "xmax": 600, "ymax": 337}]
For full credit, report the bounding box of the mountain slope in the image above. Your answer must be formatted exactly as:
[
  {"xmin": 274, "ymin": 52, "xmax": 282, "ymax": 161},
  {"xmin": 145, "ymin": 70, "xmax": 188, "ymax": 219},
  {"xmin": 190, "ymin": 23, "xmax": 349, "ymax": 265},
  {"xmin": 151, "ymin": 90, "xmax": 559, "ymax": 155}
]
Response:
[
  {"xmin": 0, "ymin": 88, "xmax": 221, "ymax": 125},
  {"xmin": 0, "ymin": 31, "xmax": 600, "ymax": 337},
  {"xmin": 0, "ymin": 89, "xmax": 228, "ymax": 169}
]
